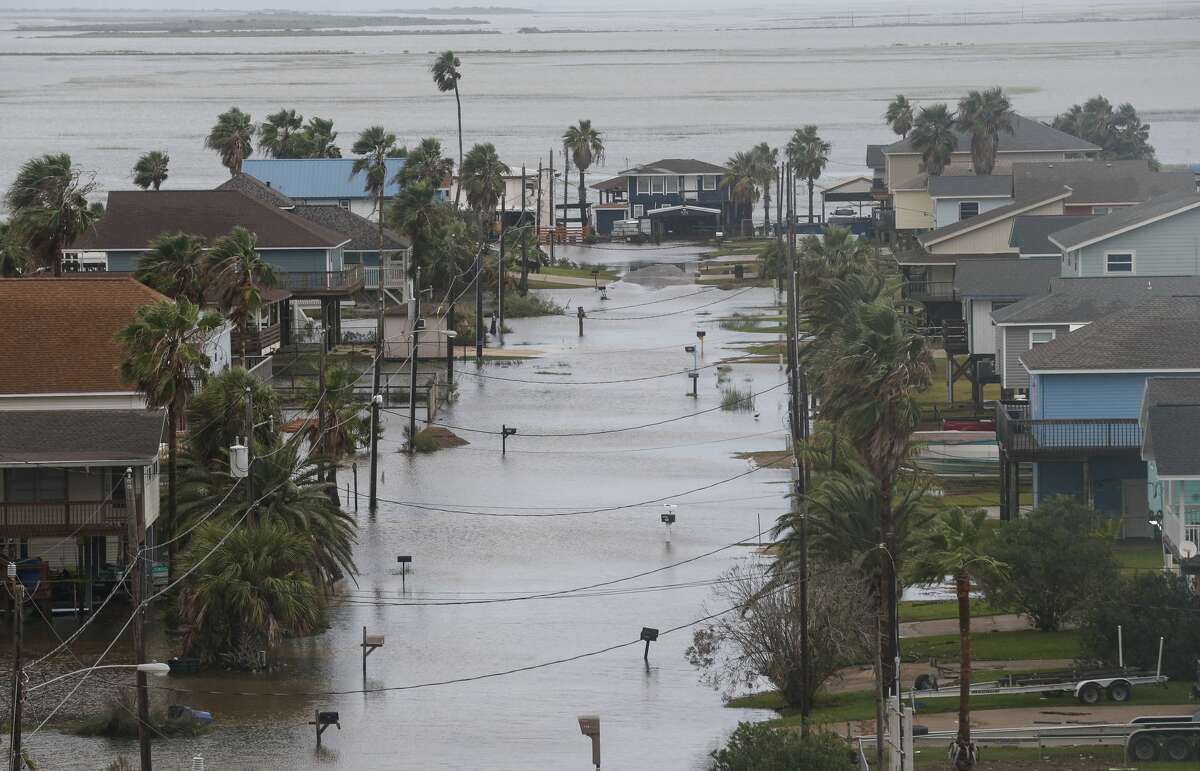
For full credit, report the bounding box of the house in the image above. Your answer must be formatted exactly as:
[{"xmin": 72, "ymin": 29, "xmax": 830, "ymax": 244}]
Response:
[
  {"xmin": 241, "ymin": 158, "xmax": 406, "ymax": 222},
  {"xmin": 0, "ymin": 277, "xmax": 170, "ymax": 586},
  {"xmin": 1008, "ymin": 215, "xmax": 1092, "ymax": 257},
  {"xmin": 63, "ymin": 189, "xmax": 362, "ymax": 348},
  {"xmin": 619, "ymin": 159, "xmax": 731, "ymax": 237},
  {"xmin": 996, "ymin": 296, "xmax": 1200, "ymax": 529},
  {"xmin": 1049, "ymin": 192, "xmax": 1200, "ymax": 277},
  {"xmin": 447, "ymin": 167, "xmax": 554, "ymax": 227},
  {"xmin": 821, "ymin": 176, "xmax": 877, "ymax": 231},
  {"xmin": 1140, "ymin": 377, "xmax": 1200, "ymax": 580},
  {"xmin": 953, "ymin": 254, "xmax": 1059, "ymax": 369},
  {"xmin": 1011, "ymin": 160, "xmax": 1194, "ymax": 216},
  {"xmin": 928, "ymin": 174, "xmax": 1014, "ymax": 229}
]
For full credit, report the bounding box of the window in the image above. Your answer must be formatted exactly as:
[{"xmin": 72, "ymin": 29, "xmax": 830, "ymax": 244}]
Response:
[
  {"xmin": 664, "ymin": 175, "xmax": 679, "ymax": 194},
  {"xmin": 3, "ymin": 468, "xmax": 66, "ymax": 502},
  {"xmin": 1092, "ymin": 206, "xmax": 1112, "ymax": 215},
  {"xmin": 338, "ymin": 200, "xmax": 351, "ymax": 209},
  {"xmin": 1105, "ymin": 252, "xmax": 1134, "ymax": 274},
  {"xmin": 633, "ymin": 204, "xmax": 644, "ymax": 218},
  {"xmin": 958, "ymin": 201, "xmax": 980, "ymax": 220},
  {"xmin": 651, "ymin": 176, "xmax": 665, "ymax": 194},
  {"xmin": 703, "ymin": 175, "xmax": 717, "ymax": 191},
  {"xmin": 636, "ymin": 176, "xmax": 649, "ymax": 194},
  {"xmin": 1029, "ymin": 329, "xmax": 1057, "ymax": 348}
]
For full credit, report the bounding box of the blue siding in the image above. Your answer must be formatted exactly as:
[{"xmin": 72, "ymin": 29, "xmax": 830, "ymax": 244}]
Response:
[
  {"xmin": 1037, "ymin": 462, "xmax": 1084, "ymax": 501},
  {"xmin": 933, "ymin": 197, "xmax": 1011, "ymax": 229},
  {"xmin": 1077, "ymin": 205, "xmax": 1200, "ymax": 276},
  {"xmin": 627, "ymin": 173, "xmax": 727, "ymax": 214},
  {"xmin": 594, "ymin": 208, "xmax": 625, "ymax": 236},
  {"xmin": 1036, "ymin": 373, "xmax": 1152, "ymax": 419},
  {"xmin": 1092, "ymin": 456, "xmax": 1146, "ymax": 513}
]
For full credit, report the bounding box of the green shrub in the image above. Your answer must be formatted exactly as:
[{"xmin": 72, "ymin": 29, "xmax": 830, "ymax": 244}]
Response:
[
  {"xmin": 1079, "ymin": 571, "xmax": 1200, "ymax": 678},
  {"xmin": 502, "ymin": 291, "xmax": 563, "ymax": 318},
  {"xmin": 709, "ymin": 722, "xmax": 853, "ymax": 770}
]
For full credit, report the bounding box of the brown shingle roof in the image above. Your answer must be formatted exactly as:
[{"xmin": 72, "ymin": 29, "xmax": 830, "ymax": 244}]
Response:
[
  {"xmin": 0, "ymin": 276, "xmax": 165, "ymax": 395},
  {"xmin": 69, "ymin": 190, "xmax": 348, "ymax": 251}
]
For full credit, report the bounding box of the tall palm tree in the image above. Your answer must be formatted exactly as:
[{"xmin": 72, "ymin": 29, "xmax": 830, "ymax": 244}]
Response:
[
  {"xmin": 300, "ymin": 116, "xmax": 342, "ymax": 159},
  {"xmin": 392, "ymin": 179, "xmax": 445, "ymax": 281},
  {"xmin": 885, "ymin": 95, "xmax": 915, "ymax": 139},
  {"xmin": 956, "ymin": 88, "xmax": 1013, "ymax": 175},
  {"xmin": 205, "ymin": 107, "xmax": 255, "ymax": 176},
  {"xmin": 752, "ymin": 142, "xmax": 778, "ymax": 235},
  {"xmin": 910, "ymin": 104, "xmax": 958, "ymax": 176},
  {"xmin": 786, "ymin": 125, "xmax": 831, "ymax": 224},
  {"xmin": 132, "ymin": 150, "xmax": 169, "ymax": 191},
  {"xmin": 258, "ymin": 108, "xmax": 304, "ymax": 158},
  {"xmin": 561, "ymin": 120, "xmax": 605, "ymax": 231},
  {"xmin": 4, "ymin": 152, "xmax": 99, "ymax": 276},
  {"xmin": 118, "ymin": 297, "xmax": 223, "ymax": 581},
  {"xmin": 723, "ymin": 150, "xmax": 760, "ymax": 235},
  {"xmin": 186, "ymin": 366, "xmax": 281, "ymax": 467},
  {"xmin": 352, "ymin": 126, "xmax": 399, "ymax": 262},
  {"xmin": 460, "ymin": 142, "xmax": 510, "ymax": 238},
  {"xmin": 908, "ymin": 507, "xmax": 1006, "ymax": 771},
  {"xmin": 134, "ymin": 231, "xmax": 207, "ymax": 303},
  {"xmin": 302, "ymin": 363, "xmax": 371, "ymax": 462},
  {"xmin": 431, "ymin": 51, "xmax": 464, "ymax": 207},
  {"xmin": 398, "ymin": 137, "xmax": 454, "ymax": 189},
  {"xmin": 206, "ymin": 226, "xmax": 278, "ymax": 367}
]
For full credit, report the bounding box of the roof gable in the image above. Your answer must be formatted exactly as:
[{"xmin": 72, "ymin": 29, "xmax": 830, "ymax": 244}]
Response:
[
  {"xmin": 884, "ymin": 113, "xmax": 1100, "ymax": 156},
  {"xmin": 993, "ymin": 275, "xmax": 1200, "ymax": 325},
  {"xmin": 1048, "ymin": 192, "xmax": 1200, "ymax": 252},
  {"xmin": 919, "ymin": 189, "xmax": 1071, "ymax": 248},
  {"xmin": 1008, "ymin": 215, "xmax": 1092, "ymax": 254},
  {"xmin": 242, "ymin": 158, "xmax": 406, "ymax": 200},
  {"xmin": 619, "ymin": 159, "xmax": 728, "ymax": 175},
  {"xmin": 1013, "ymin": 160, "xmax": 1194, "ymax": 205}
]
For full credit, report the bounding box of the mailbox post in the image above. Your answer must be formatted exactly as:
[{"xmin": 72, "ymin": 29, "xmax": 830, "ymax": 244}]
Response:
[
  {"xmin": 696, "ymin": 329, "xmax": 706, "ymax": 358},
  {"xmin": 309, "ymin": 710, "xmax": 340, "ymax": 747},
  {"xmin": 397, "ymin": 555, "xmax": 412, "ymax": 592},
  {"xmin": 577, "ymin": 715, "xmax": 601, "ymax": 770},
  {"xmin": 684, "ymin": 345, "xmax": 698, "ymax": 398},
  {"xmin": 640, "ymin": 627, "xmax": 660, "ymax": 662},
  {"xmin": 361, "ymin": 626, "xmax": 384, "ymax": 681},
  {"xmin": 501, "ymin": 424, "xmax": 518, "ymax": 455},
  {"xmin": 661, "ymin": 505, "xmax": 677, "ymax": 543}
]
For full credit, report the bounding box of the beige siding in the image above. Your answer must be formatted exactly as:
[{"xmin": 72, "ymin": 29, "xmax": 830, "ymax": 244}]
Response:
[
  {"xmin": 928, "ymin": 198, "xmax": 1064, "ymax": 255},
  {"xmin": 885, "ymin": 150, "xmax": 1071, "ymax": 190},
  {"xmin": 894, "ymin": 189, "xmax": 934, "ymax": 230}
]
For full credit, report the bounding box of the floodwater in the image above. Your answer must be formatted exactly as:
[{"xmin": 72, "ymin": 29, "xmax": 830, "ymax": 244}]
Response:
[
  {"xmin": 19, "ymin": 268, "xmax": 796, "ymax": 769},
  {"xmin": 2, "ymin": 2, "xmax": 1199, "ymax": 208}
]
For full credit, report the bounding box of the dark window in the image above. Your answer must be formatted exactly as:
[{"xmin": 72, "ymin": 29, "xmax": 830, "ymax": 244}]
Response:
[
  {"xmin": 3, "ymin": 468, "xmax": 66, "ymax": 501},
  {"xmin": 959, "ymin": 201, "xmax": 980, "ymax": 220}
]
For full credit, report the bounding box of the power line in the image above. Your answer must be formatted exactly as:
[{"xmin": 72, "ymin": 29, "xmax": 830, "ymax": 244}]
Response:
[
  {"xmin": 449, "ymin": 359, "xmax": 725, "ymax": 385},
  {"xmin": 582, "ymin": 287, "xmax": 756, "ymax": 321},
  {"xmin": 388, "ymin": 429, "xmax": 785, "ymax": 455}
]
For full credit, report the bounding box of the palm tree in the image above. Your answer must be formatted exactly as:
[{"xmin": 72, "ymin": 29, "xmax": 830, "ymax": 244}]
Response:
[
  {"xmin": 723, "ymin": 150, "xmax": 760, "ymax": 235},
  {"xmin": 118, "ymin": 297, "xmax": 223, "ymax": 581},
  {"xmin": 460, "ymin": 142, "xmax": 510, "ymax": 238},
  {"xmin": 752, "ymin": 142, "xmax": 778, "ymax": 235},
  {"xmin": 956, "ymin": 88, "xmax": 1013, "ymax": 175},
  {"xmin": 399, "ymin": 137, "xmax": 455, "ymax": 190},
  {"xmin": 352, "ymin": 126, "xmax": 399, "ymax": 262},
  {"xmin": 392, "ymin": 179, "xmax": 446, "ymax": 281},
  {"xmin": 908, "ymin": 507, "xmax": 1006, "ymax": 771},
  {"xmin": 885, "ymin": 95, "xmax": 915, "ymax": 139},
  {"xmin": 205, "ymin": 107, "xmax": 255, "ymax": 176},
  {"xmin": 134, "ymin": 231, "xmax": 207, "ymax": 303},
  {"xmin": 186, "ymin": 366, "xmax": 281, "ymax": 466},
  {"xmin": 205, "ymin": 226, "xmax": 278, "ymax": 367},
  {"xmin": 561, "ymin": 120, "xmax": 605, "ymax": 231},
  {"xmin": 132, "ymin": 150, "xmax": 169, "ymax": 191},
  {"xmin": 4, "ymin": 153, "xmax": 99, "ymax": 276},
  {"xmin": 431, "ymin": 51, "xmax": 464, "ymax": 207},
  {"xmin": 302, "ymin": 363, "xmax": 371, "ymax": 462},
  {"xmin": 258, "ymin": 108, "xmax": 304, "ymax": 158},
  {"xmin": 300, "ymin": 116, "xmax": 342, "ymax": 159},
  {"xmin": 910, "ymin": 104, "xmax": 958, "ymax": 176},
  {"xmin": 177, "ymin": 521, "xmax": 322, "ymax": 669},
  {"xmin": 786, "ymin": 125, "xmax": 831, "ymax": 224}
]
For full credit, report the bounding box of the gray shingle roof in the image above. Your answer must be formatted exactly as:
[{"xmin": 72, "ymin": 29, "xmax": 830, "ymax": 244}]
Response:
[
  {"xmin": 919, "ymin": 188, "xmax": 1071, "ymax": 247},
  {"xmin": 1048, "ymin": 192, "xmax": 1200, "ymax": 251},
  {"xmin": 1012, "ymin": 160, "xmax": 1194, "ymax": 206},
  {"xmin": 954, "ymin": 255, "xmax": 1060, "ymax": 300},
  {"xmin": 216, "ymin": 172, "xmax": 296, "ymax": 208},
  {"xmin": 618, "ymin": 159, "xmax": 728, "ymax": 175},
  {"xmin": 0, "ymin": 409, "xmax": 165, "ymax": 466},
  {"xmin": 291, "ymin": 205, "xmax": 409, "ymax": 252},
  {"xmin": 927, "ymin": 174, "xmax": 1013, "ymax": 199},
  {"xmin": 1008, "ymin": 215, "xmax": 1092, "ymax": 255},
  {"xmin": 1144, "ymin": 377, "xmax": 1200, "ymax": 410},
  {"xmin": 590, "ymin": 176, "xmax": 627, "ymax": 192},
  {"xmin": 884, "ymin": 113, "xmax": 1100, "ymax": 155},
  {"xmin": 993, "ymin": 275, "xmax": 1200, "ymax": 325},
  {"xmin": 1145, "ymin": 403, "xmax": 1200, "ymax": 476},
  {"xmin": 1021, "ymin": 295, "xmax": 1200, "ymax": 371}
]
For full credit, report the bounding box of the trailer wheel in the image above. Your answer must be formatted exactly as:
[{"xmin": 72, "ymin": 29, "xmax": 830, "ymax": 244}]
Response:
[
  {"xmin": 1129, "ymin": 735, "xmax": 1157, "ymax": 762},
  {"xmin": 1078, "ymin": 682, "xmax": 1103, "ymax": 705},
  {"xmin": 1106, "ymin": 680, "xmax": 1132, "ymax": 703},
  {"xmin": 1164, "ymin": 736, "xmax": 1191, "ymax": 762}
]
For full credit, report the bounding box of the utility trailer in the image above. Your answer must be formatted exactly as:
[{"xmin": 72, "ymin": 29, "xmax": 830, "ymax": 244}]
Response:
[{"xmin": 1126, "ymin": 722, "xmax": 1200, "ymax": 763}]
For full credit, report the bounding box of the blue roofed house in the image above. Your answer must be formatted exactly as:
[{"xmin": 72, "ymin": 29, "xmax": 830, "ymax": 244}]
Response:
[
  {"xmin": 1140, "ymin": 378, "xmax": 1200, "ymax": 582},
  {"xmin": 241, "ymin": 158, "xmax": 406, "ymax": 222}
]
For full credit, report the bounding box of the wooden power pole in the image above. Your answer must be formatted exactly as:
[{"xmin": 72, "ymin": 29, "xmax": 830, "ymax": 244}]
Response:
[{"xmin": 126, "ymin": 468, "xmax": 151, "ymax": 770}]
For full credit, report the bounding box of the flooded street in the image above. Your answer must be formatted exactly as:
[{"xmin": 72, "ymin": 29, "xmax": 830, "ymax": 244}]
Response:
[{"xmin": 20, "ymin": 266, "xmax": 792, "ymax": 769}]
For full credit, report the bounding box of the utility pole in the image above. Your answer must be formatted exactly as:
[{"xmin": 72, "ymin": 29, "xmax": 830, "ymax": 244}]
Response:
[
  {"xmin": 563, "ymin": 151, "xmax": 570, "ymax": 235},
  {"xmin": 8, "ymin": 561, "xmax": 22, "ymax": 771},
  {"xmin": 475, "ymin": 238, "xmax": 484, "ymax": 363},
  {"xmin": 498, "ymin": 187, "xmax": 506, "ymax": 346},
  {"xmin": 318, "ymin": 305, "xmax": 330, "ymax": 500},
  {"xmin": 408, "ymin": 269, "xmax": 421, "ymax": 452},
  {"xmin": 548, "ymin": 150, "xmax": 556, "ymax": 267},
  {"xmin": 521, "ymin": 163, "xmax": 530, "ymax": 296},
  {"xmin": 369, "ymin": 294, "xmax": 382, "ymax": 513},
  {"xmin": 126, "ymin": 468, "xmax": 151, "ymax": 771},
  {"xmin": 445, "ymin": 305, "xmax": 455, "ymax": 386},
  {"xmin": 244, "ymin": 386, "xmax": 254, "ymax": 506},
  {"xmin": 777, "ymin": 163, "xmax": 784, "ymax": 242}
]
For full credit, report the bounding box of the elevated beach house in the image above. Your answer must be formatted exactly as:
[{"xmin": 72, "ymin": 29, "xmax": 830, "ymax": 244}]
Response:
[
  {"xmin": 241, "ymin": 157, "xmax": 406, "ymax": 222},
  {"xmin": 1140, "ymin": 377, "xmax": 1200, "ymax": 581},
  {"xmin": 615, "ymin": 159, "xmax": 731, "ymax": 238}
]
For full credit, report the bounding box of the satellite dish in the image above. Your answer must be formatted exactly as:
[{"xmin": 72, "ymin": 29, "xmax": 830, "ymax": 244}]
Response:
[{"xmin": 1180, "ymin": 541, "xmax": 1198, "ymax": 559}]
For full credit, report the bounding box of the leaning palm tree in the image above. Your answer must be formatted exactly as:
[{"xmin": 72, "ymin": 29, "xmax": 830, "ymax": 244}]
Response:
[
  {"xmin": 431, "ymin": 51, "xmax": 464, "ymax": 207},
  {"xmin": 118, "ymin": 297, "xmax": 223, "ymax": 581},
  {"xmin": 786, "ymin": 125, "xmax": 831, "ymax": 224},
  {"xmin": 399, "ymin": 136, "xmax": 454, "ymax": 189},
  {"xmin": 956, "ymin": 88, "xmax": 1013, "ymax": 175},
  {"xmin": 205, "ymin": 107, "xmax": 255, "ymax": 176},
  {"xmin": 723, "ymin": 150, "xmax": 760, "ymax": 235},
  {"xmin": 908, "ymin": 507, "xmax": 1006, "ymax": 771},
  {"xmin": 910, "ymin": 104, "xmax": 958, "ymax": 176},
  {"xmin": 459, "ymin": 142, "xmax": 510, "ymax": 238},
  {"xmin": 4, "ymin": 152, "xmax": 99, "ymax": 276},
  {"xmin": 300, "ymin": 116, "xmax": 341, "ymax": 158},
  {"xmin": 132, "ymin": 150, "xmax": 169, "ymax": 191},
  {"xmin": 351, "ymin": 126, "xmax": 399, "ymax": 262},
  {"xmin": 258, "ymin": 108, "xmax": 304, "ymax": 158},
  {"xmin": 134, "ymin": 231, "xmax": 207, "ymax": 303},
  {"xmin": 885, "ymin": 95, "xmax": 915, "ymax": 139},
  {"xmin": 561, "ymin": 120, "xmax": 605, "ymax": 231},
  {"xmin": 752, "ymin": 142, "xmax": 778, "ymax": 235},
  {"xmin": 205, "ymin": 226, "xmax": 278, "ymax": 367}
]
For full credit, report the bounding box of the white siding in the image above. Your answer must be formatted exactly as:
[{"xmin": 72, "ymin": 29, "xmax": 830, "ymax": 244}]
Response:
[
  {"xmin": 0, "ymin": 393, "xmax": 146, "ymax": 411},
  {"xmin": 969, "ymin": 299, "xmax": 996, "ymax": 355}
]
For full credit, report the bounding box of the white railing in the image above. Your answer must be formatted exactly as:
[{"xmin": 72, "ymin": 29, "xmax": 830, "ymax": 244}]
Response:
[
  {"xmin": 1163, "ymin": 505, "xmax": 1200, "ymax": 554},
  {"xmin": 364, "ymin": 266, "xmax": 406, "ymax": 291}
]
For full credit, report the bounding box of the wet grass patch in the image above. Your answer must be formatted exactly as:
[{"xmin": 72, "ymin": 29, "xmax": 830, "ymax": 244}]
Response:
[{"xmin": 720, "ymin": 384, "xmax": 757, "ymax": 412}]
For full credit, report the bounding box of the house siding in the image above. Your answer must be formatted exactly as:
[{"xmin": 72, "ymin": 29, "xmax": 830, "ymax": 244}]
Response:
[
  {"xmin": 968, "ymin": 299, "xmax": 996, "ymax": 354},
  {"xmin": 894, "ymin": 189, "xmax": 933, "ymax": 230},
  {"xmin": 1036, "ymin": 372, "xmax": 1155, "ymax": 420},
  {"xmin": 1004, "ymin": 325, "xmax": 1070, "ymax": 390},
  {"xmin": 1076, "ymin": 206, "xmax": 1200, "ymax": 276},
  {"xmin": 627, "ymin": 174, "xmax": 726, "ymax": 215},
  {"xmin": 104, "ymin": 248, "xmax": 334, "ymax": 274},
  {"xmin": 928, "ymin": 198, "xmax": 1063, "ymax": 255},
  {"xmin": 933, "ymin": 197, "xmax": 1012, "ymax": 229}
]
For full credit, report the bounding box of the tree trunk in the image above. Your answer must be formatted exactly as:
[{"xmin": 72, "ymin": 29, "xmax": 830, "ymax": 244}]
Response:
[
  {"xmin": 807, "ymin": 178, "xmax": 816, "ymax": 224},
  {"xmin": 954, "ymin": 572, "xmax": 977, "ymax": 770},
  {"xmin": 167, "ymin": 402, "xmax": 178, "ymax": 583},
  {"xmin": 453, "ymin": 87, "xmax": 464, "ymax": 208},
  {"xmin": 578, "ymin": 168, "xmax": 587, "ymax": 231},
  {"xmin": 874, "ymin": 605, "xmax": 886, "ymax": 771}
]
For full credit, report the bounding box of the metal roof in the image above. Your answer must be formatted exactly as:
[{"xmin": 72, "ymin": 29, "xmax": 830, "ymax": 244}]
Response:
[
  {"xmin": 954, "ymin": 255, "xmax": 1059, "ymax": 300},
  {"xmin": 927, "ymin": 174, "xmax": 1013, "ymax": 199},
  {"xmin": 242, "ymin": 158, "xmax": 407, "ymax": 200},
  {"xmin": 1048, "ymin": 192, "xmax": 1200, "ymax": 251},
  {"xmin": 1007, "ymin": 215, "xmax": 1091, "ymax": 255},
  {"xmin": 884, "ymin": 113, "xmax": 1100, "ymax": 155}
]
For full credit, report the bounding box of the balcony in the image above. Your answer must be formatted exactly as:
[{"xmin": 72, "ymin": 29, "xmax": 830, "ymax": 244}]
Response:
[
  {"xmin": 231, "ymin": 323, "xmax": 281, "ymax": 356},
  {"xmin": 364, "ymin": 265, "xmax": 406, "ymax": 291},
  {"xmin": 995, "ymin": 401, "xmax": 1142, "ymax": 461},
  {"xmin": 0, "ymin": 500, "xmax": 128, "ymax": 537},
  {"xmin": 276, "ymin": 265, "xmax": 363, "ymax": 297},
  {"xmin": 1162, "ymin": 505, "xmax": 1200, "ymax": 564},
  {"xmin": 901, "ymin": 280, "xmax": 958, "ymax": 302}
]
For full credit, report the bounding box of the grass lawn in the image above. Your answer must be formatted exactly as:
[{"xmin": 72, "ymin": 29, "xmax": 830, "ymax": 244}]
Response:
[
  {"xmin": 1115, "ymin": 539, "xmax": 1164, "ymax": 573},
  {"xmin": 541, "ymin": 265, "xmax": 618, "ymax": 280},
  {"xmin": 899, "ymin": 598, "xmax": 1001, "ymax": 623},
  {"xmin": 524, "ymin": 279, "xmax": 569, "ymax": 289},
  {"xmin": 914, "ymin": 356, "xmax": 1000, "ymax": 427},
  {"xmin": 717, "ymin": 312, "xmax": 787, "ymax": 335},
  {"xmin": 902, "ymin": 629, "xmax": 1080, "ymax": 663}
]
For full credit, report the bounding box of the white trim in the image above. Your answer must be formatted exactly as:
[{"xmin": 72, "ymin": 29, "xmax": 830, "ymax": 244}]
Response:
[
  {"xmin": 1048, "ymin": 200, "xmax": 1200, "ymax": 252},
  {"xmin": 0, "ymin": 391, "xmax": 140, "ymax": 399},
  {"xmin": 1028, "ymin": 328, "xmax": 1057, "ymax": 348},
  {"xmin": 644, "ymin": 204, "xmax": 722, "ymax": 216},
  {"xmin": 1154, "ymin": 473, "xmax": 1200, "ymax": 481},
  {"xmin": 922, "ymin": 191, "xmax": 1072, "ymax": 247},
  {"xmin": 702, "ymin": 174, "xmax": 718, "ymax": 191},
  {"xmin": 1024, "ymin": 367, "xmax": 1200, "ymax": 375},
  {"xmin": 632, "ymin": 204, "xmax": 644, "ymax": 218},
  {"xmin": 994, "ymin": 321, "xmax": 1091, "ymax": 328},
  {"xmin": 0, "ymin": 457, "xmax": 158, "ymax": 469},
  {"xmin": 1103, "ymin": 250, "xmax": 1136, "ymax": 275},
  {"xmin": 67, "ymin": 244, "xmax": 347, "ymax": 252},
  {"xmin": 930, "ymin": 193, "xmax": 1012, "ymax": 200}
]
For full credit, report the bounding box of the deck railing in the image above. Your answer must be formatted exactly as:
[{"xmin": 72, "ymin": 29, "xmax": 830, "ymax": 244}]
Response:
[
  {"xmin": 996, "ymin": 401, "xmax": 1141, "ymax": 459},
  {"xmin": 231, "ymin": 323, "xmax": 281, "ymax": 355},
  {"xmin": 0, "ymin": 500, "xmax": 128, "ymax": 536},
  {"xmin": 901, "ymin": 280, "xmax": 958, "ymax": 302},
  {"xmin": 275, "ymin": 265, "xmax": 363, "ymax": 294},
  {"xmin": 363, "ymin": 266, "xmax": 406, "ymax": 291}
]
